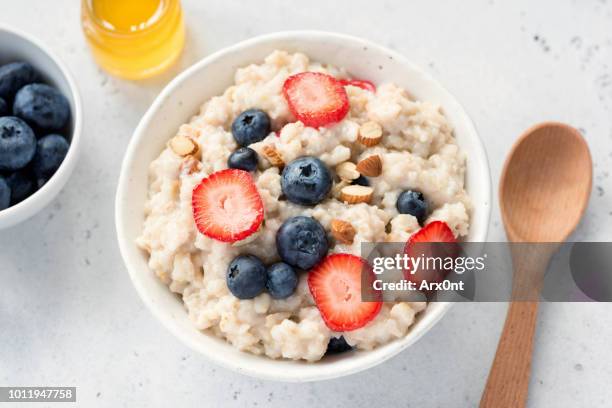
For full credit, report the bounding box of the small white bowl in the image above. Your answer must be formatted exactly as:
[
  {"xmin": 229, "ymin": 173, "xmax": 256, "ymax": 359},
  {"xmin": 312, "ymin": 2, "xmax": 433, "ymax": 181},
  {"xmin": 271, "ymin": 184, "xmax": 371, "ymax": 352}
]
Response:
[
  {"xmin": 0, "ymin": 25, "xmax": 82, "ymax": 229},
  {"xmin": 116, "ymin": 31, "xmax": 491, "ymax": 382}
]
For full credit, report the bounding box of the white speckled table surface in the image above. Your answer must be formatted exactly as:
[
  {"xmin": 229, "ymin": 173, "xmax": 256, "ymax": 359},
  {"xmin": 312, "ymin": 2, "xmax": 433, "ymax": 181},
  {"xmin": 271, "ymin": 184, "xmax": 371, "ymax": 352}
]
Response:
[{"xmin": 1, "ymin": 0, "xmax": 611, "ymax": 406}]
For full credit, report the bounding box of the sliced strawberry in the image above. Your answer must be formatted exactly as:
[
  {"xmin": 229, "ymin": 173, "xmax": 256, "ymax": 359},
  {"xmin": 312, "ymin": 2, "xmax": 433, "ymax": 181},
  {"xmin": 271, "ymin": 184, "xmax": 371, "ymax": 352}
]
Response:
[
  {"xmin": 308, "ymin": 254, "xmax": 382, "ymax": 332},
  {"xmin": 408, "ymin": 221, "xmax": 456, "ymax": 244},
  {"xmin": 282, "ymin": 72, "xmax": 349, "ymax": 128},
  {"xmin": 192, "ymin": 169, "xmax": 264, "ymax": 243},
  {"xmin": 339, "ymin": 78, "xmax": 376, "ymax": 93},
  {"xmin": 403, "ymin": 221, "xmax": 458, "ymax": 286}
]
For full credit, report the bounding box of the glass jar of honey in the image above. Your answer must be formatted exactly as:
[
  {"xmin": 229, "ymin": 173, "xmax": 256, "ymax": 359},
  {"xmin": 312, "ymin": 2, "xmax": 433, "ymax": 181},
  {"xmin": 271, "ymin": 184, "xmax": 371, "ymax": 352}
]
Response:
[{"xmin": 81, "ymin": 0, "xmax": 185, "ymax": 80}]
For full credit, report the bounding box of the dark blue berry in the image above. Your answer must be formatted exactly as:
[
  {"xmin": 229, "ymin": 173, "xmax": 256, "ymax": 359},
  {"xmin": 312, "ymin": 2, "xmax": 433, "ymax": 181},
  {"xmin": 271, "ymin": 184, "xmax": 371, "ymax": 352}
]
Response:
[
  {"xmin": 0, "ymin": 62, "xmax": 38, "ymax": 100},
  {"xmin": 0, "ymin": 97, "xmax": 7, "ymax": 116},
  {"xmin": 228, "ymin": 147, "xmax": 258, "ymax": 171},
  {"xmin": 13, "ymin": 83, "xmax": 70, "ymax": 130},
  {"xmin": 353, "ymin": 175, "xmax": 369, "ymax": 186},
  {"xmin": 266, "ymin": 262, "xmax": 298, "ymax": 299},
  {"xmin": 0, "ymin": 176, "xmax": 10, "ymax": 210},
  {"xmin": 0, "ymin": 116, "xmax": 36, "ymax": 171},
  {"xmin": 325, "ymin": 336, "xmax": 353, "ymax": 355},
  {"xmin": 31, "ymin": 134, "xmax": 69, "ymax": 183},
  {"xmin": 281, "ymin": 156, "xmax": 332, "ymax": 206},
  {"xmin": 276, "ymin": 216, "xmax": 328, "ymax": 270},
  {"xmin": 231, "ymin": 109, "xmax": 271, "ymax": 146},
  {"xmin": 396, "ymin": 190, "xmax": 428, "ymax": 224},
  {"xmin": 6, "ymin": 169, "xmax": 35, "ymax": 205},
  {"xmin": 226, "ymin": 255, "xmax": 267, "ymax": 299}
]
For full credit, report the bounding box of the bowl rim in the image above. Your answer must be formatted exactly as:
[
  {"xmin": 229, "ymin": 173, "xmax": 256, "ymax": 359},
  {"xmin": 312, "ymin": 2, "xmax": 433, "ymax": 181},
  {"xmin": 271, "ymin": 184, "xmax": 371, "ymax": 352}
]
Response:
[
  {"xmin": 0, "ymin": 24, "xmax": 83, "ymax": 226},
  {"xmin": 116, "ymin": 30, "xmax": 491, "ymax": 382}
]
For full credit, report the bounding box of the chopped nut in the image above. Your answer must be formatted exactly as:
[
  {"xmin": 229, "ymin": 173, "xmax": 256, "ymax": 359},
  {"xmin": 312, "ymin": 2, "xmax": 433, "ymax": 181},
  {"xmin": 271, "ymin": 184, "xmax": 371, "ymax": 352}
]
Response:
[
  {"xmin": 180, "ymin": 156, "xmax": 203, "ymax": 175},
  {"xmin": 340, "ymin": 185, "xmax": 373, "ymax": 204},
  {"xmin": 262, "ymin": 145, "xmax": 285, "ymax": 167},
  {"xmin": 331, "ymin": 219, "xmax": 356, "ymax": 245},
  {"xmin": 357, "ymin": 121, "xmax": 383, "ymax": 146},
  {"xmin": 356, "ymin": 155, "xmax": 382, "ymax": 177},
  {"xmin": 169, "ymin": 135, "xmax": 199, "ymax": 157},
  {"xmin": 332, "ymin": 180, "xmax": 350, "ymax": 198},
  {"xmin": 336, "ymin": 162, "xmax": 360, "ymax": 181}
]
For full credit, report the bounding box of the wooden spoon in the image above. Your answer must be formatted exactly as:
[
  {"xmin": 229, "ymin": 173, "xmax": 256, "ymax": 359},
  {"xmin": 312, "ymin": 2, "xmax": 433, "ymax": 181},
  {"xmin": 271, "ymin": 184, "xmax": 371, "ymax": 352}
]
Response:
[{"xmin": 480, "ymin": 122, "xmax": 592, "ymax": 407}]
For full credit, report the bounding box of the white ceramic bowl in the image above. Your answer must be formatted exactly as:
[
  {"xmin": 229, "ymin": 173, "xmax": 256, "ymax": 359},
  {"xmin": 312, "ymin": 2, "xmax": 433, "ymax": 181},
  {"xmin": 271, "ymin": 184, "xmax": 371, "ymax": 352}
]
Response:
[
  {"xmin": 0, "ymin": 25, "xmax": 82, "ymax": 229},
  {"xmin": 116, "ymin": 31, "xmax": 491, "ymax": 382}
]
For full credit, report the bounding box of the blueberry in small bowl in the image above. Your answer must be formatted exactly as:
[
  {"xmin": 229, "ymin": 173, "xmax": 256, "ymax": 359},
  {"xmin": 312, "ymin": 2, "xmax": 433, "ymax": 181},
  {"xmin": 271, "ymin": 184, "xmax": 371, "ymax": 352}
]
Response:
[
  {"xmin": 13, "ymin": 83, "xmax": 71, "ymax": 131},
  {"xmin": 0, "ymin": 97, "xmax": 8, "ymax": 116},
  {"xmin": 0, "ymin": 61, "xmax": 38, "ymax": 101},
  {"xmin": 0, "ymin": 26, "xmax": 81, "ymax": 229},
  {"xmin": 0, "ymin": 176, "xmax": 10, "ymax": 211},
  {"xmin": 31, "ymin": 134, "xmax": 70, "ymax": 187},
  {"xmin": 5, "ymin": 169, "xmax": 35, "ymax": 205},
  {"xmin": 0, "ymin": 116, "xmax": 36, "ymax": 171}
]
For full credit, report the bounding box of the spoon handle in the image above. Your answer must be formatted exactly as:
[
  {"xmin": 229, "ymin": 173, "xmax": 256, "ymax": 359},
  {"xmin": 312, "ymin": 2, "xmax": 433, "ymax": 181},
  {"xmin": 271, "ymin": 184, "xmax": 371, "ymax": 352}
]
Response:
[
  {"xmin": 480, "ymin": 243, "xmax": 555, "ymax": 407},
  {"xmin": 480, "ymin": 301, "xmax": 539, "ymax": 408}
]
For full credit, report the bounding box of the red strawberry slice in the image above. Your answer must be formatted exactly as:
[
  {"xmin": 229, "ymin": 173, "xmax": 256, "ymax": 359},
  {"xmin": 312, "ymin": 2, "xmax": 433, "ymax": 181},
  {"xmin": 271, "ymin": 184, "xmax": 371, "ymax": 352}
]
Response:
[
  {"xmin": 408, "ymin": 221, "xmax": 456, "ymax": 244},
  {"xmin": 282, "ymin": 72, "xmax": 349, "ymax": 128},
  {"xmin": 339, "ymin": 78, "xmax": 376, "ymax": 93},
  {"xmin": 308, "ymin": 254, "xmax": 382, "ymax": 332},
  {"xmin": 403, "ymin": 221, "xmax": 458, "ymax": 286},
  {"xmin": 192, "ymin": 169, "xmax": 264, "ymax": 243}
]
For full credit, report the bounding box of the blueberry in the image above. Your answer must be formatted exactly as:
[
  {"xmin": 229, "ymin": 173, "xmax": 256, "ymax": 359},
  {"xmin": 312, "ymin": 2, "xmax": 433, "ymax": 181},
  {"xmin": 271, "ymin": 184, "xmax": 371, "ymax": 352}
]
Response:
[
  {"xmin": 396, "ymin": 190, "xmax": 428, "ymax": 224},
  {"xmin": 0, "ymin": 97, "xmax": 7, "ymax": 116},
  {"xmin": 276, "ymin": 216, "xmax": 328, "ymax": 270},
  {"xmin": 325, "ymin": 336, "xmax": 353, "ymax": 355},
  {"xmin": 228, "ymin": 147, "xmax": 258, "ymax": 171},
  {"xmin": 0, "ymin": 116, "xmax": 36, "ymax": 171},
  {"xmin": 281, "ymin": 156, "xmax": 332, "ymax": 206},
  {"xmin": 5, "ymin": 169, "xmax": 35, "ymax": 205},
  {"xmin": 0, "ymin": 176, "xmax": 10, "ymax": 210},
  {"xmin": 352, "ymin": 175, "xmax": 369, "ymax": 186},
  {"xmin": 266, "ymin": 262, "xmax": 298, "ymax": 299},
  {"xmin": 226, "ymin": 255, "xmax": 267, "ymax": 299},
  {"xmin": 231, "ymin": 109, "xmax": 271, "ymax": 146},
  {"xmin": 31, "ymin": 134, "xmax": 69, "ymax": 183},
  {"xmin": 0, "ymin": 62, "xmax": 38, "ymax": 100},
  {"xmin": 13, "ymin": 83, "xmax": 70, "ymax": 130}
]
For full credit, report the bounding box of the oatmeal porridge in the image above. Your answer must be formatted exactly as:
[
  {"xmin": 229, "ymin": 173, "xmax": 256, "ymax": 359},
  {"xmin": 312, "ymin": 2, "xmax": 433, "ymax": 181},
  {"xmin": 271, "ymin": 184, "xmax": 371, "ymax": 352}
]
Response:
[{"xmin": 136, "ymin": 50, "xmax": 471, "ymax": 361}]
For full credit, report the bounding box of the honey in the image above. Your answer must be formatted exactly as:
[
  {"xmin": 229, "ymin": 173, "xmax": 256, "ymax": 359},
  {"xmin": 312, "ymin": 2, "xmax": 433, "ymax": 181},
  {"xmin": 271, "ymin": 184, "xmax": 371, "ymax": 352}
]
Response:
[{"xmin": 81, "ymin": 0, "xmax": 185, "ymax": 80}]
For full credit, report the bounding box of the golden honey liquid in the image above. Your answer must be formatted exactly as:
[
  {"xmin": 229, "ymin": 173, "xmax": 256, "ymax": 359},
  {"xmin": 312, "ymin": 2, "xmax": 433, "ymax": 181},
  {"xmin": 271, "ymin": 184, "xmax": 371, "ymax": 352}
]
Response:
[{"xmin": 81, "ymin": 0, "xmax": 185, "ymax": 80}]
